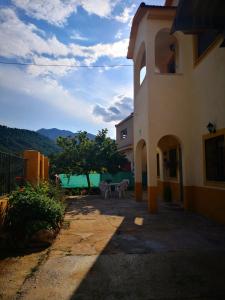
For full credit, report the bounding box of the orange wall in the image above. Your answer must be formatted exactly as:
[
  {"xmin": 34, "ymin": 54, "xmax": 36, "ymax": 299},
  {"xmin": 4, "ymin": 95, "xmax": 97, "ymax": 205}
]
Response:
[
  {"xmin": 184, "ymin": 186, "xmax": 225, "ymax": 225},
  {"xmin": 44, "ymin": 157, "xmax": 49, "ymax": 181},
  {"xmin": 24, "ymin": 150, "xmax": 49, "ymax": 185}
]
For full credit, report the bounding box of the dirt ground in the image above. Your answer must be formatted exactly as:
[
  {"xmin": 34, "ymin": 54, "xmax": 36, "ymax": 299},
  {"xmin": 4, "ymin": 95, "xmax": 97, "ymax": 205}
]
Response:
[{"xmin": 1, "ymin": 194, "xmax": 225, "ymax": 300}]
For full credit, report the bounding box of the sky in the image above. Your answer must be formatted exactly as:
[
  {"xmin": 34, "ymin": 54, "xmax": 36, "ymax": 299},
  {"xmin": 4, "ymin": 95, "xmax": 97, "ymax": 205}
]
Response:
[{"xmin": 0, "ymin": 0, "xmax": 164, "ymax": 138}]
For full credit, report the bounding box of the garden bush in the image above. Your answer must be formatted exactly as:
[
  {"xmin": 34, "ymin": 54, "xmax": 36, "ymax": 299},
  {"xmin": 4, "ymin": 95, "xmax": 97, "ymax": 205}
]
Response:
[{"xmin": 5, "ymin": 184, "xmax": 64, "ymax": 238}]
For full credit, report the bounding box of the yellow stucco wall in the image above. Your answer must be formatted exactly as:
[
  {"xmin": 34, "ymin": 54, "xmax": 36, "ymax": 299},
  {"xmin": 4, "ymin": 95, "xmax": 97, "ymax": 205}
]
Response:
[
  {"xmin": 131, "ymin": 7, "xmax": 225, "ymax": 222},
  {"xmin": 184, "ymin": 186, "xmax": 225, "ymax": 225},
  {"xmin": 44, "ymin": 157, "xmax": 49, "ymax": 181},
  {"xmin": 24, "ymin": 150, "xmax": 49, "ymax": 185}
]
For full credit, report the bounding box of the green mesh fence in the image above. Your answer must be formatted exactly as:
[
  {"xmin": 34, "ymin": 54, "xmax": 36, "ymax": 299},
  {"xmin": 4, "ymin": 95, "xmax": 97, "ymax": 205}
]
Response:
[
  {"xmin": 59, "ymin": 172, "xmax": 134, "ymax": 188},
  {"xmin": 59, "ymin": 173, "xmax": 100, "ymax": 188}
]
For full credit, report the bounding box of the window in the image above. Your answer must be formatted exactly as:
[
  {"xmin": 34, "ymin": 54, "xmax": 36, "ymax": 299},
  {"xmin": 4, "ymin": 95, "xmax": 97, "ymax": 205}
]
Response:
[
  {"xmin": 195, "ymin": 30, "xmax": 219, "ymax": 60},
  {"xmin": 205, "ymin": 135, "xmax": 225, "ymax": 182},
  {"xmin": 120, "ymin": 129, "xmax": 127, "ymax": 140},
  {"xmin": 168, "ymin": 148, "xmax": 177, "ymax": 178},
  {"xmin": 157, "ymin": 153, "xmax": 160, "ymax": 177}
]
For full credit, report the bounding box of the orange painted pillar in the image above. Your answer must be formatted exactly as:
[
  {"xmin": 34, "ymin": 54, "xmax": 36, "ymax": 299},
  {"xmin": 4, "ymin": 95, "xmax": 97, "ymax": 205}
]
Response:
[
  {"xmin": 135, "ymin": 182, "xmax": 142, "ymax": 201},
  {"xmin": 44, "ymin": 156, "xmax": 49, "ymax": 181},
  {"xmin": 147, "ymin": 186, "xmax": 158, "ymax": 214},
  {"xmin": 23, "ymin": 150, "xmax": 40, "ymax": 185},
  {"xmin": 40, "ymin": 154, "xmax": 45, "ymax": 181}
]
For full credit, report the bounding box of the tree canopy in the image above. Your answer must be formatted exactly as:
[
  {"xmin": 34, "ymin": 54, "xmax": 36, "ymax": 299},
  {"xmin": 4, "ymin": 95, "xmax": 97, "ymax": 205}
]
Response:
[{"xmin": 51, "ymin": 129, "xmax": 128, "ymax": 190}]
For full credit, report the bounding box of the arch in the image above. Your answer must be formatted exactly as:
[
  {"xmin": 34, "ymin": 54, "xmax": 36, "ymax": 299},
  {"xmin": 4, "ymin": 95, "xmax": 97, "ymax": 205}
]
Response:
[
  {"xmin": 156, "ymin": 135, "xmax": 183, "ymax": 203},
  {"xmin": 155, "ymin": 28, "xmax": 179, "ymax": 74},
  {"xmin": 135, "ymin": 42, "xmax": 147, "ymax": 87}
]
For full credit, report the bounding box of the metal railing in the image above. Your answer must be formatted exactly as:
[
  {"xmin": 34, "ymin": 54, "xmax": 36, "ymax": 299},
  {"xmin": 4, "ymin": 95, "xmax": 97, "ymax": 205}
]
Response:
[{"xmin": 0, "ymin": 151, "xmax": 26, "ymax": 196}]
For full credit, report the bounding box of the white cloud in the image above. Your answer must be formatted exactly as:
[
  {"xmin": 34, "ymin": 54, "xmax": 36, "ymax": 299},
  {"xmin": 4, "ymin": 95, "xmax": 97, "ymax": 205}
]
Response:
[
  {"xmin": 27, "ymin": 56, "xmax": 79, "ymax": 77},
  {"xmin": 0, "ymin": 7, "xmax": 129, "ymax": 76},
  {"xmin": 0, "ymin": 8, "xmax": 69, "ymax": 58},
  {"xmin": 115, "ymin": 29, "xmax": 123, "ymax": 40},
  {"xmin": 114, "ymin": 5, "xmax": 136, "ymax": 24},
  {"xmin": 93, "ymin": 95, "xmax": 133, "ymax": 122},
  {"xmin": 0, "ymin": 65, "xmax": 94, "ymax": 122},
  {"xmin": 70, "ymin": 31, "xmax": 88, "ymax": 41},
  {"xmin": 80, "ymin": 0, "xmax": 118, "ymax": 18},
  {"xmin": 12, "ymin": 0, "xmax": 118, "ymax": 26}
]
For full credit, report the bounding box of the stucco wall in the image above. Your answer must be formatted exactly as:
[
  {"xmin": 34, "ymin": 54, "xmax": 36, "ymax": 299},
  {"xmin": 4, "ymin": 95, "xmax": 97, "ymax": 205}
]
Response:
[
  {"xmin": 133, "ymin": 13, "xmax": 225, "ymax": 188},
  {"xmin": 131, "ymin": 7, "xmax": 225, "ymax": 221},
  {"xmin": 190, "ymin": 40, "xmax": 225, "ymax": 187},
  {"xmin": 116, "ymin": 116, "xmax": 133, "ymax": 150}
]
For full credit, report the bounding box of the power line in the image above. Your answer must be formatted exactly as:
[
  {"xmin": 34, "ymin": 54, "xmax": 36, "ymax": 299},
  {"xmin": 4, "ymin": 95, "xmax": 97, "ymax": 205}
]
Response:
[{"xmin": 0, "ymin": 60, "xmax": 133, "ymax": 68}]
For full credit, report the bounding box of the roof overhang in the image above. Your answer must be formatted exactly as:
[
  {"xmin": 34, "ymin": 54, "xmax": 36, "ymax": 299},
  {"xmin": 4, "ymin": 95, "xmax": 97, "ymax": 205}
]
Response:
[
  {"xmin": 171, "ymin": 0, "xmax": 225, "ymax": 35},
  {"xmin": 115, "ymin": 113, "xmax": 133, "ymax": 127},
  {"xmin": 127, "ymin": 4, "xmax": 176, "ymax": 59}
]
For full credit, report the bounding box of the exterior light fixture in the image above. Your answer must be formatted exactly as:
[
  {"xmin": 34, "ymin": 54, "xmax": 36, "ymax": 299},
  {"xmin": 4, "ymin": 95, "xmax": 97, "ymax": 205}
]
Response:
[{"xmin": 207, "ymin": 122, "xmax": 216, "ymax": 133}]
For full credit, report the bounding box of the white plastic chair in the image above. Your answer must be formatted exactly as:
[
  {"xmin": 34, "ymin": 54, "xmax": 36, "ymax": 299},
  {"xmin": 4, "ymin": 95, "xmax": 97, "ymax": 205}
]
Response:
[
  {"xmin": 122, "ymin": 179, "xmax": 129, "ymax": 185},
  {"xmin": 99, "ymin": 181, "xmax": 111, "ymax": 199},
  {"xmin": 116, "ymin": 180, "xmax": 128, "ymax": 198}
]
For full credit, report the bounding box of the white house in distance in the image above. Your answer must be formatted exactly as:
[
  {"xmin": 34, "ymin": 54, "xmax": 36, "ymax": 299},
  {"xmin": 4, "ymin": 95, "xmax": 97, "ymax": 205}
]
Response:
[
  {"xmin": 127, "ymin": 0, "xmax": 225, "ymax": 224},
  {"xmin": 115, "ymin": 113, "xmax": 134, "ymax": 172}
]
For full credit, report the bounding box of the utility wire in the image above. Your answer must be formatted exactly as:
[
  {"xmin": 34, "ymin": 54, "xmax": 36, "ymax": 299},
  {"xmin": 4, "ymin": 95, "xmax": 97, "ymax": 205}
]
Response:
[{"xmin": 0, "ymin": 61, "xmax": 133, "ymax": 68}]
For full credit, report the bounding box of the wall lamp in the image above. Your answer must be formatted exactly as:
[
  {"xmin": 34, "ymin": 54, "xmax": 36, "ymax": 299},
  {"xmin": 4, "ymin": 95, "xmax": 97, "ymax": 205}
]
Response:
[{"xmin": 207, "ymin": 122, "xmax": 216, "ymax": 134}]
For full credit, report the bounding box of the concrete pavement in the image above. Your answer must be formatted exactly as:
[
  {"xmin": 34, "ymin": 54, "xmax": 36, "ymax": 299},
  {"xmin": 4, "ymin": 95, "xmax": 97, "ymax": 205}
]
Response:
[{"xmin": 1, "ymin": 194, "xmax": 225, "ymax": 299}]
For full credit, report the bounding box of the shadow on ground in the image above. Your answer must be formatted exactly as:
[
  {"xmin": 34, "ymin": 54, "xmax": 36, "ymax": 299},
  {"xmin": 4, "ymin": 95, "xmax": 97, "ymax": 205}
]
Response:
[
  {"xmin": 2, "ymin": 194, "xmax": 225, "ymax": 300},
  {"xmin": 66, "ymin": 195, "xmax": 225, "ymax": 300}
]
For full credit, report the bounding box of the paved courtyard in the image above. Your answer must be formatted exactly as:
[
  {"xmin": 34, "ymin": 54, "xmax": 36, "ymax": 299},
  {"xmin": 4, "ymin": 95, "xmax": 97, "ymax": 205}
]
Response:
[{"xmin": 1, "ymin": 194, "xmax": 225, "ymax": 299}]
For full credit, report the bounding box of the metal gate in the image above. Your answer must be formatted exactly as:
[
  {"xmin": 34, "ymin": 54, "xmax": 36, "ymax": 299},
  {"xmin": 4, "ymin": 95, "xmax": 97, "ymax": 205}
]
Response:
[{"xmin": 0, "ymin": 152, "xmax": 26, "ymax": 196}]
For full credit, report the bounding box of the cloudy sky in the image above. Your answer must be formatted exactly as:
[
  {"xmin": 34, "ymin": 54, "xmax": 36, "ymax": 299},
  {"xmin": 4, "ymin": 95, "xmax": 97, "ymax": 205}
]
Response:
[{"xmin": 0, "ymin": 0, "xmax": 164, "ymax": 137}]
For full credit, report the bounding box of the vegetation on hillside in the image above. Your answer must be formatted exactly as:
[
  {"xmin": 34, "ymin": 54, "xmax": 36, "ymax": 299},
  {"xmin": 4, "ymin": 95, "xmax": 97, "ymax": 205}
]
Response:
[{"xmin": 0, "ymin": 125, "xmax": 59, "ymax": 156}]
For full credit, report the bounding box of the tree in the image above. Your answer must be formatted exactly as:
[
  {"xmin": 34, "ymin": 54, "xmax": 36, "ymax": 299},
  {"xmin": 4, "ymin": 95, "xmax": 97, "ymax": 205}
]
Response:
[{"xmin": 51, "ymin": 129, "xmax": 128, "ymax": 191}]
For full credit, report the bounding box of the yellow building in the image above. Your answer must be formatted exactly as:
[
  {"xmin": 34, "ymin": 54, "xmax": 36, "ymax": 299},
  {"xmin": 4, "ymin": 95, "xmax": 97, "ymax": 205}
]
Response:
[{"xmin": 127, "ymin": 1, "xmax": 225, "ymax": 224}]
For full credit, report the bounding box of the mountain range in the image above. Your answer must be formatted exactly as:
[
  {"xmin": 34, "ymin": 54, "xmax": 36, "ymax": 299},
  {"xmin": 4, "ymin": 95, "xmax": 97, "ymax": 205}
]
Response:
[
  {"xmin": 37, "ymin": 128, "xmax": 96, "ymax": 141},
  {"xmin": 0, "ymin": 125, "xmax": 96, "ymax": 156}
]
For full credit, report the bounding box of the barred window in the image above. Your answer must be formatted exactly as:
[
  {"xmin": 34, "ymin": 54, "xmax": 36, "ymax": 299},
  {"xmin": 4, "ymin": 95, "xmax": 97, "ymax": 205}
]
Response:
[{"xmin": 205, "ymin": 135, "xmax": 225, "ymax": 182}]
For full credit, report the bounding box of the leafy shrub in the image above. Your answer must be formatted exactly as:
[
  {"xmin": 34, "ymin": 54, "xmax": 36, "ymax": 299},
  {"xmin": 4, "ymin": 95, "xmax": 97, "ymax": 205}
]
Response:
[
  {"xmin": 5, "ymin": 184, "xmax": 64, "ymax": 237},
  {"xmin": 35, "ymin": 181, "xmax": 63, "ymax": 202}
]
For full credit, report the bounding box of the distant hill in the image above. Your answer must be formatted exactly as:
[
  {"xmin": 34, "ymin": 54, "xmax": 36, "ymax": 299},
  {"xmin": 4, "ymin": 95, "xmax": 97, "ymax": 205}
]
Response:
[
  {"xmin": 37, "ymin": 128, "xmax": 96, "ymax": 141},
  {"xmin": 0, "ymin": 125, "xmax": 59, "ymax": 156}
]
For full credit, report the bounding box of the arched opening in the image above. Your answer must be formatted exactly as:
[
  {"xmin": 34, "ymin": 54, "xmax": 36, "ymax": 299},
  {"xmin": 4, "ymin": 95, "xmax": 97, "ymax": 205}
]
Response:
[
  {"xmin": 135, "ymin": 139, "xmax": 147, "ymax": 201},
  {"xmin": 135, "ymin": 42, "xmax": 146, "ymax": 89},
  {"xmin": 139, "ymin": 51, "xmax": 146, "ymax": 85},
  {"xmin": 155, "ymin": 29, "xmax": 178, "ymax": 74},
  {"xmin": 157, "ymin": 135, "xmax": 183, "ymax": 203}
]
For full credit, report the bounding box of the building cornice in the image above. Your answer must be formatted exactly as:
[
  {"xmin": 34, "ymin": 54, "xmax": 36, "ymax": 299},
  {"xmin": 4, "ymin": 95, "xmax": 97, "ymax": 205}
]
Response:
[
  {"xmin": 117, "ymin": 144, "xmax": 133, "ymax": 152},
  {"xmin": 127, "ymin": 3, "xmax": 176, "ymax": 59}
]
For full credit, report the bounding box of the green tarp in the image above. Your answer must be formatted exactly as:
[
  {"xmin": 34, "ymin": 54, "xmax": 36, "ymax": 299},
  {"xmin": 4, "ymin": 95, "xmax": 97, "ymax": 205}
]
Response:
[{"xmin": 59, "ymin": 172, "xmax": 134, "ymax": 188}]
